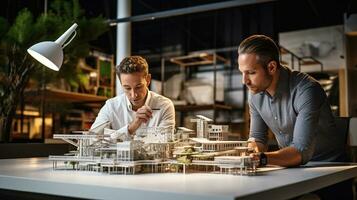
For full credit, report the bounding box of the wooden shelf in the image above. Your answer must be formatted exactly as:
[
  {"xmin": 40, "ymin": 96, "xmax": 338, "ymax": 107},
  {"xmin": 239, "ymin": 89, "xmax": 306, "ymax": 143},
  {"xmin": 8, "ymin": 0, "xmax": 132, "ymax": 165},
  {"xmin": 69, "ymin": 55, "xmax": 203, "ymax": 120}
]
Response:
[
  {"xmin": 65, "ymin": 117, "xmax": 83, "ymax": 121},
  {"xmin": 214, "ymin": 121, "xmax": 245, "ymax": 125},
  {"xmin": 170, "ymin": 53, "xmax": 229, "ymax": 67},
  {"xmin": 24, "ymin": 88, "xmax": 108, "ymax": 103},
  {"xmin": 79, "ymin": 65, "xmax": 97, "ymax": 72}
]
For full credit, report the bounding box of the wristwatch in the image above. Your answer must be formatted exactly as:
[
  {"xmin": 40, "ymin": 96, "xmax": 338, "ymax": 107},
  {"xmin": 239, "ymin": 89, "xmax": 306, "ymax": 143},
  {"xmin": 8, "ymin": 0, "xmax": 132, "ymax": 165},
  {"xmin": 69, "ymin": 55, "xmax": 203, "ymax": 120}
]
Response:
[{"xmin": 259, "ymin": 152, "xmax": 268, "ymax": 167}]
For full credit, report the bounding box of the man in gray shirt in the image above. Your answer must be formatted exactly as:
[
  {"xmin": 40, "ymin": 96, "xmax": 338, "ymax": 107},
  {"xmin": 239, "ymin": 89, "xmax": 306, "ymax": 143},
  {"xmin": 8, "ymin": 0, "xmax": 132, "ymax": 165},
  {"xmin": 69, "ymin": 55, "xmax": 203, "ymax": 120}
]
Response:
[{"xmin": 238, "ymin": 35, "xmax": 345, "ymax": 167}]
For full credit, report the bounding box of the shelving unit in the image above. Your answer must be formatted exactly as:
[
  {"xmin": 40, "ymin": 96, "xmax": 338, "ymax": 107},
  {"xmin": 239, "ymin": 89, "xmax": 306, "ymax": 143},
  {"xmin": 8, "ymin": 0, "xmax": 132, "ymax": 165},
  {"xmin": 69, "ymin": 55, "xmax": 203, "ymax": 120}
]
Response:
[
  {"xmin": 62, "ymin": 109, "xmax": 96, "ymax": 134},
  {"xmin": 161, "ymin": 49, "xmax": 248, "ymax": 138},
  {"xmin": 25, "ymin": 88, "xmax": 109, "ymax": 103},
  {"xmin": 280, "ymin": 46, "xmax": 323, "ymax": 72},
  {"xmin": 78, "ymin": 51, "xmax": 115, "ymax": 97},
  {"xmin": 165, "ymin": 52, "xmax": 229, "ymax": 122}
]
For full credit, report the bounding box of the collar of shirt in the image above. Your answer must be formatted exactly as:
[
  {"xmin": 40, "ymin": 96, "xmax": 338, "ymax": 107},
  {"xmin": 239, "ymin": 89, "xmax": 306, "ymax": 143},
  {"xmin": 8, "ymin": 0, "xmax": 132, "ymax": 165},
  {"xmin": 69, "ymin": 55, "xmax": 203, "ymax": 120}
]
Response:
[
  {"xmin": 125, "ymin": 89, "xmax": 152, "ymax": 111},
  {"xmin": 263, "ymin": 65, "xmax": 291, "ymax": 101}
]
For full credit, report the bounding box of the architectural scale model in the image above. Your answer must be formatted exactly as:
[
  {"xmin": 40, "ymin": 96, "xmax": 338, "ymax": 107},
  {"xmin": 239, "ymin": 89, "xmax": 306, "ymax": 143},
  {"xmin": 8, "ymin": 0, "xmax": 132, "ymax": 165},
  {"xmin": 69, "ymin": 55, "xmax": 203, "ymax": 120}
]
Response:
[{"xmin": 49, "ymin": 115, "xmax": 258, "ymax": 175}]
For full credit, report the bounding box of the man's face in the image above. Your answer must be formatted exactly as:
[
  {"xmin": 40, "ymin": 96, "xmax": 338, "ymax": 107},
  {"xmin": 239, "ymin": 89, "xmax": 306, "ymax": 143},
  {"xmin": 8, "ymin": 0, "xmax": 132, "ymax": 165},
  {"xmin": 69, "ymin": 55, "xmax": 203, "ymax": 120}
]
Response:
[
  {"xmin": 238, "ymin": 53, "xmax": 273, "ymax": 94},
  {"xmin": 120, "ymin": 72, "xmax": 151, "ymax": 109}
]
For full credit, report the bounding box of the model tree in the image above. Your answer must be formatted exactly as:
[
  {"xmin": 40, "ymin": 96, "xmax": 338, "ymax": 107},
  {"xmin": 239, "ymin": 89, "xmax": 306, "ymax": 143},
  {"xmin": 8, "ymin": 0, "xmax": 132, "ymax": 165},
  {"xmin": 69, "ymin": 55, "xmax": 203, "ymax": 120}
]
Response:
[{"xmin": 0, "ymin": 0, "xmax": 109, "ymax": 142}]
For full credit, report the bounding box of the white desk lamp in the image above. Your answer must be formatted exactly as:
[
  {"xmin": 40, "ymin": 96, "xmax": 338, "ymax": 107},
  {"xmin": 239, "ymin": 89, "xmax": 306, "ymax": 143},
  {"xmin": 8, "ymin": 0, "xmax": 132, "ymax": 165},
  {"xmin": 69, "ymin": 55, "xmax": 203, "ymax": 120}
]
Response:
[{"xmin": 27, "ymin": 23, "xmax": 78, "ymax": 71}]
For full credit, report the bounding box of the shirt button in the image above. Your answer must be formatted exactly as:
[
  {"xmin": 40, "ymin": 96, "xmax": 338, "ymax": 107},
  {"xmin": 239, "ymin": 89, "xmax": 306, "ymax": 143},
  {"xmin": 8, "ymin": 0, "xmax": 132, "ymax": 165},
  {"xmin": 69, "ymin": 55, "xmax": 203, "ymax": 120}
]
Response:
[
  {"xmin": 279, "ymin": 131, "xmax": 282, "ymax": 134},
  {"xmin": 274, "ymin": 117, "xmax": 278, "ymax": 120}
]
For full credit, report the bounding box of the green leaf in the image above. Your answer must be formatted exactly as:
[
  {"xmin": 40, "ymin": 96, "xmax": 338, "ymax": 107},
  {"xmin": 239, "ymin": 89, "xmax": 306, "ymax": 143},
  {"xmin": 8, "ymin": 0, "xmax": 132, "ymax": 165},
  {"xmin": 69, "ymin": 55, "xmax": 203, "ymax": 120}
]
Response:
[
  {"xmin": 72, "ymin": 0, "xmax": 84, "ymax": 19},
  {"xmin": 7, "ymin": 9, "xmax": 34, "ymax": 46}
]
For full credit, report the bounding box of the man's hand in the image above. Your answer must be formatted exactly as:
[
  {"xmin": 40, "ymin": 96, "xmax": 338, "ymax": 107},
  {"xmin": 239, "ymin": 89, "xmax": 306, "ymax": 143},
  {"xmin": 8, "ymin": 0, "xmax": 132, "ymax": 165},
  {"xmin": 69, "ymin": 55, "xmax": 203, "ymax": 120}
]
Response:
[
  {"xmin": 248, "ymin": 140, "xmax": 268, "ymax": 167},
  {"xmin": 128, "ymin": 105, "xmax": 153, "ymax": 135},
  {"xmin": 248, "ymin": 140, "xmax": 267, "ymax": 153},
  {"xmin": 249, "ymin": 152, "xmax": 267, "ymax": 167},
  {"xmin": 250, "ymin": 147, "xmax": 302, "ymax": 167},
  {"xmin": 249, "ymin": 152, "xmax": 259, "ymax": 163}
]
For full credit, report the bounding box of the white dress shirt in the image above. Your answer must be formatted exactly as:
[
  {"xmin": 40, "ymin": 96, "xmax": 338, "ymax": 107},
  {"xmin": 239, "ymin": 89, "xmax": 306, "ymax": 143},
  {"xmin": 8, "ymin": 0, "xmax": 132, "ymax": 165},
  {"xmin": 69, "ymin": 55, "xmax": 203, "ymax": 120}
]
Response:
[{"xmin": 90, "ymin": 91, "xmax": 175, "ymax": 139}]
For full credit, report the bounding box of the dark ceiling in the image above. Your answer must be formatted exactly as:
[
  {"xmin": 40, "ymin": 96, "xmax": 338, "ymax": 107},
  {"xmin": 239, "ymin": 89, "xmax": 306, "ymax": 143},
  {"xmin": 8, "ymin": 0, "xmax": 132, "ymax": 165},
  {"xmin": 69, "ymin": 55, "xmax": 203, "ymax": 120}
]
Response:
[{"xmin": 1, "ymin": 0, "xmax": 356, "ymax": 56}]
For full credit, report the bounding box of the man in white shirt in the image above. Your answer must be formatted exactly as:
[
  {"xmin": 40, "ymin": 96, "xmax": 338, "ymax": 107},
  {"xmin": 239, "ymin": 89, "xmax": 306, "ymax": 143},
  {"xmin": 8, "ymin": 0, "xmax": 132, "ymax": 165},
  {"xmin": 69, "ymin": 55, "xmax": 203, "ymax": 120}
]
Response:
[{"xmin": 90, "ymin": 56, "xmax": 175, "ymax": 140}]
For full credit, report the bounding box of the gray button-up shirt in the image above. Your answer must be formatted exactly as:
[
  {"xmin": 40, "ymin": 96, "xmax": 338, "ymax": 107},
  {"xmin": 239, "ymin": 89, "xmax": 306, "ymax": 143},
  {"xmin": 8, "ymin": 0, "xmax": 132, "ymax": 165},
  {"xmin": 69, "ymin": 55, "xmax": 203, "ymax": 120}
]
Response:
[{"xmin": 249, "ymin": 66, "xmax": 344, "ymax": 164}]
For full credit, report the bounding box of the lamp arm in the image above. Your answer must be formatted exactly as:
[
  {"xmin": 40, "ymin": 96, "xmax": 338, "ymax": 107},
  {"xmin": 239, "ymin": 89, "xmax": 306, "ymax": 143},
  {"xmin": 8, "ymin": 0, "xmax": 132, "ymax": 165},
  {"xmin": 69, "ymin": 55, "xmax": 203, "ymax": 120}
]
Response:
[
  {"xmin": 63, "ymin": 31, "xmax": 77, "ymax": 48},
  {"xmin": 54, "ymin": 23, "xmax": 78, "ymax": 47}
]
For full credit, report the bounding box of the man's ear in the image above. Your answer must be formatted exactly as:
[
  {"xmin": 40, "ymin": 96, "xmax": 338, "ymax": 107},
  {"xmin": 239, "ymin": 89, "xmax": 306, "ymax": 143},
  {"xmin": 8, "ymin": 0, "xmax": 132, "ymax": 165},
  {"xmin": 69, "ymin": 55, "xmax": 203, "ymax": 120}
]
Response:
[{"xmin": 267, "ymin": 60, "xmax": 277, "ymax": 75}]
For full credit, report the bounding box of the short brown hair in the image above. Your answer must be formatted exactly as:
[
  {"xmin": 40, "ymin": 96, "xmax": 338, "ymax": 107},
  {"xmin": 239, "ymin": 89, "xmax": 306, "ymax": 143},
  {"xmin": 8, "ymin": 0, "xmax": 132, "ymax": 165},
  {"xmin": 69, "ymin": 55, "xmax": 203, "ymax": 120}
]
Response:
[
  {"xmin": 116, "ymin": 56, "xmax": 149, "ymax": 77},
  {"xmin": 238, "ymin": 35, "xmax": 280, "ymax": 67}
]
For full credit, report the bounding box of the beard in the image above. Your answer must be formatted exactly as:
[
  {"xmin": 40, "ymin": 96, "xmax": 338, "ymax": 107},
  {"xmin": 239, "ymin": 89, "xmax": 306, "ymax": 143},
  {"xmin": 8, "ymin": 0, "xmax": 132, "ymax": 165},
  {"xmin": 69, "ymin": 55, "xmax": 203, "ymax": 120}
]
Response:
[
  {"xmin": 247, "ymin": 86, "xmax": 261, "ymax": 94},
  {"xmin": 247, "ymin": 73, "xmax": 273, "ymax": 94}
]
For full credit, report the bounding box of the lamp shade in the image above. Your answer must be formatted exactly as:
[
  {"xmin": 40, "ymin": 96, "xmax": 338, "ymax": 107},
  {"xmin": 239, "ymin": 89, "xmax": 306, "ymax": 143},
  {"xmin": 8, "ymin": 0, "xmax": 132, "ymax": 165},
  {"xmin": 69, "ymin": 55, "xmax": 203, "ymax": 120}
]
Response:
[
  {"xmin": 27, "ymin": 42, "xmax": 63, "ymax": 71},
  {"xmin": 27, "ymin": 23, "xmax": 78, "ymax": 71}
]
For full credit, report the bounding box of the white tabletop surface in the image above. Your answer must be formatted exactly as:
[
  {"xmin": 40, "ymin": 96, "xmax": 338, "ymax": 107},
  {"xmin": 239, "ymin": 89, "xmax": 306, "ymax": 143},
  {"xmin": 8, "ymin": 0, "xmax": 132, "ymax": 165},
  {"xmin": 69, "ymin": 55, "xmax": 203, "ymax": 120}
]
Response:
[{"xmin": 0, "ymin": 158, "xmax": 356, "ymax": 200}]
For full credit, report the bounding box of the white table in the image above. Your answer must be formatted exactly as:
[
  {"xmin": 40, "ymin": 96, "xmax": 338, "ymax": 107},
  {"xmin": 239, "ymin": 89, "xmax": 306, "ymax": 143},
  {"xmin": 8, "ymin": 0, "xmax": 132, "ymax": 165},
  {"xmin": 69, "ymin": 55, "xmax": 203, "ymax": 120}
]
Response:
[{"xmin": 0, "ymin": 158, "xmax": 356, "ymax": 200}]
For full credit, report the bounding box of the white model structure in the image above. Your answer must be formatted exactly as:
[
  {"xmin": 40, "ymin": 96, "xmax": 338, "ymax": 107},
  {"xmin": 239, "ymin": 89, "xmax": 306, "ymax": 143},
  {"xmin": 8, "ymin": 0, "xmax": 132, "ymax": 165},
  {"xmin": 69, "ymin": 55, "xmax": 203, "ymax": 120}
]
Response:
[
  {"xmin": 135, "ymin": 126, "xmax": 174, "ymax": 143},
  {"xmin": 191, "ymin": 115, "xmax": 229, "ymax": 141},
  {"xmin": 176, "ymin": 127, "xmax": 195, "ymax": 139},
  {"xmin": 208, "ymin": 124, "xmax": 229, "ymax": 141},
  {"xmin": 190, "ymin": 115, "xmax": 212, "ymax": 138},
  {"xmin": 49, "ymin": 116, "xmax": 259, "ymax": 175}
]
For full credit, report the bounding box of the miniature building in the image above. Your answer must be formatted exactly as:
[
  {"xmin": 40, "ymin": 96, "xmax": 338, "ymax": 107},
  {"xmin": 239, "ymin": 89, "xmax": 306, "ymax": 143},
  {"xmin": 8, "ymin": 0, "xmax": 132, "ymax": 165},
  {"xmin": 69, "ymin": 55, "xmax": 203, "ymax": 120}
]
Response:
[
  {"xmin": 117, "ymin": 141, "xmax": 137, "ymax": 161},
  {"xmin": 135, "ymin": 126, "xmax": 174, "ymax": 143},
  {"xmin": 208, "ymin": 124, "xmax": 229, "ymax": 141},
  {"xmin": 49, "ymin": 115, "xmax": 257, "ymax": 175},
  {"xmin": 214, "ymin": 156, "xmax": 258, "ymax": 175},
  {"xmin": 190, "ymin": 115, "xmax": 212, "ymax": 138},
  {"xmin": 176, "ymin": 127, "xmax": 195, "ymax": 140},
  {"xmin": 189, "ymin": 138, "xmax": 247, "ymax": 152}
]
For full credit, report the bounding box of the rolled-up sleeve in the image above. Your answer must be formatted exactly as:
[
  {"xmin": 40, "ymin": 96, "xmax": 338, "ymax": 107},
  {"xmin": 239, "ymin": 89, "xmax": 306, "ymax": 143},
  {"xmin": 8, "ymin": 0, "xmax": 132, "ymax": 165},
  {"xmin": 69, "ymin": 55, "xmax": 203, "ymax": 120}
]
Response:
[
  {"xmin": 290, "ymin": 84, "xmax": 325, "ymax": 164},
  {"xmin": 249, "ymin": 99, "xmax": 268, "ymax": 144}
]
